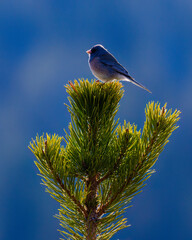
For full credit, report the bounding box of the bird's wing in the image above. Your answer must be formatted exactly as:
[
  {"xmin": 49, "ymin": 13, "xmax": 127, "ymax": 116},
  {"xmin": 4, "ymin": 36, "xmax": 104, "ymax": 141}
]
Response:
[
  {"xmin": 100, "ymin": 53, "xmax": 151, "ymax": 93},
  {"xmin": 100, "ymin": 53, "xmax": 133, "ymax": 80}
]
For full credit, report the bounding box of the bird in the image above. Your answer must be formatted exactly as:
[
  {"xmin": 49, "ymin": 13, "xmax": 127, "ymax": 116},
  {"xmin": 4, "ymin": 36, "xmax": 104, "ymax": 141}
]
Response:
[{"xmin": 86, "ymin": 44, "xmax": 151, "ymax": 93}]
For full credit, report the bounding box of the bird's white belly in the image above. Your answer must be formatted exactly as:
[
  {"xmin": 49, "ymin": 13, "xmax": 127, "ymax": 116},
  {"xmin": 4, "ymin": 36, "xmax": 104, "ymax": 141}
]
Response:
[
  {"xmin": 91, "ymin": 68, "xmax": 107, "ymax": 81},
  {"xmin": 91, "ymin": 67, "xmax": 126, "ymax": 82}
]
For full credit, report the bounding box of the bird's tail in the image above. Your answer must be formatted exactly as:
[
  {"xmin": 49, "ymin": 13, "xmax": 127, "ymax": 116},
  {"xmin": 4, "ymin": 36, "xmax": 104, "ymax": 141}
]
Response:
[{"xmin": 125, "ymin": 75, "xmax": 151, "ymax": 93}]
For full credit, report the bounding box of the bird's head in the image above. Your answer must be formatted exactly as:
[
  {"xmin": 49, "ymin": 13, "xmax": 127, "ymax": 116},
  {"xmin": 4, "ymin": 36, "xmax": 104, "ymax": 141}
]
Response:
[{"xmin": 86, "ymin": 44, "xmax": 107, "ymax": 60}]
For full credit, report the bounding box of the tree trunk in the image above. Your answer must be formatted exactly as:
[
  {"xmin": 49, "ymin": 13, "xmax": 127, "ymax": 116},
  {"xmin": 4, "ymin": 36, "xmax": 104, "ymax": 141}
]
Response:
[{"xmin": 85, "ymin": 175, "xmax": 98, "ymax": 240}]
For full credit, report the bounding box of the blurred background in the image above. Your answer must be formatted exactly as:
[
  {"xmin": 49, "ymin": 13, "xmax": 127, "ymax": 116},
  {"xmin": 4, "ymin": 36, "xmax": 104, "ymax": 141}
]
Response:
[{"xmin": 0, "ymin": 1, "xmax": 191, "ymax": 239}]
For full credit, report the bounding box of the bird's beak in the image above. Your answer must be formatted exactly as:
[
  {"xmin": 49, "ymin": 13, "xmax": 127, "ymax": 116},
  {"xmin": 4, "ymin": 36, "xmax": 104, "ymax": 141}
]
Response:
[{"xmin": 86, "ymin": 49, "xmax": 91, "ymax": 54}]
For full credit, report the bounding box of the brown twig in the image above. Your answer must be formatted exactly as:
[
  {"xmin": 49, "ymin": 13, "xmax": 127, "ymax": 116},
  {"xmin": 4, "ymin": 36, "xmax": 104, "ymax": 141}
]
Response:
[
  {"xmin": 75, "ymin": 173, "xmax": 87, "ymax": 183},
  {"xmin": 68, "ymin": 81, "xmax": 79, "ymax": 96}
]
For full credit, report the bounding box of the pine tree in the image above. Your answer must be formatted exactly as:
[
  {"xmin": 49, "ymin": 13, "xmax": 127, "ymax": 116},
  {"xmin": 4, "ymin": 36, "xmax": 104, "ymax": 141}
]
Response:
[{"xmin": 29, "ymin": 79, "xmax": 180, "ymax": 240}]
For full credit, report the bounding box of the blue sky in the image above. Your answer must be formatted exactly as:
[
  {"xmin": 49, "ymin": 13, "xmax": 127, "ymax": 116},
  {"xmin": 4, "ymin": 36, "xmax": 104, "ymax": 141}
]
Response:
[{"xmin": 0, "ymin": 1, "xmax": 192, "ymax": 240}]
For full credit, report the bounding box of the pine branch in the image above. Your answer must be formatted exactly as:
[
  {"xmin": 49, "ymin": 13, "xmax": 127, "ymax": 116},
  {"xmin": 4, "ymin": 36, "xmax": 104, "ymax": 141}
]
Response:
[
  {"xmin": 97, "ymin": 104, "xmax": 179, "ymax": 217},
  {"xmin": 43, "ymin": 140, "xmax": 87, "ymax": 218},
  {"xmin": 97, "ymin": 174, "xmax": 132, "ymax": 217},
  {"xmin": 97, "ymin": 129, "xmax": 129, "ymax": 184}
]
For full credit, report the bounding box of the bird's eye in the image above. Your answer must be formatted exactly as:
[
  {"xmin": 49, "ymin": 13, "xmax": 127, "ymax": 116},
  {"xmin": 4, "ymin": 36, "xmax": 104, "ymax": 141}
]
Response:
[{"xmin": 91, "ymin": 48, "xmax": 96, "ymax": 53}]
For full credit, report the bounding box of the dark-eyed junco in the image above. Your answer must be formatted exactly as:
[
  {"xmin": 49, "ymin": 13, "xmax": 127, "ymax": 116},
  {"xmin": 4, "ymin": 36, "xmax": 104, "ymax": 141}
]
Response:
[{"xmin": 86, "ymin": 44, "xmax": 151, "ymax": 93}]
